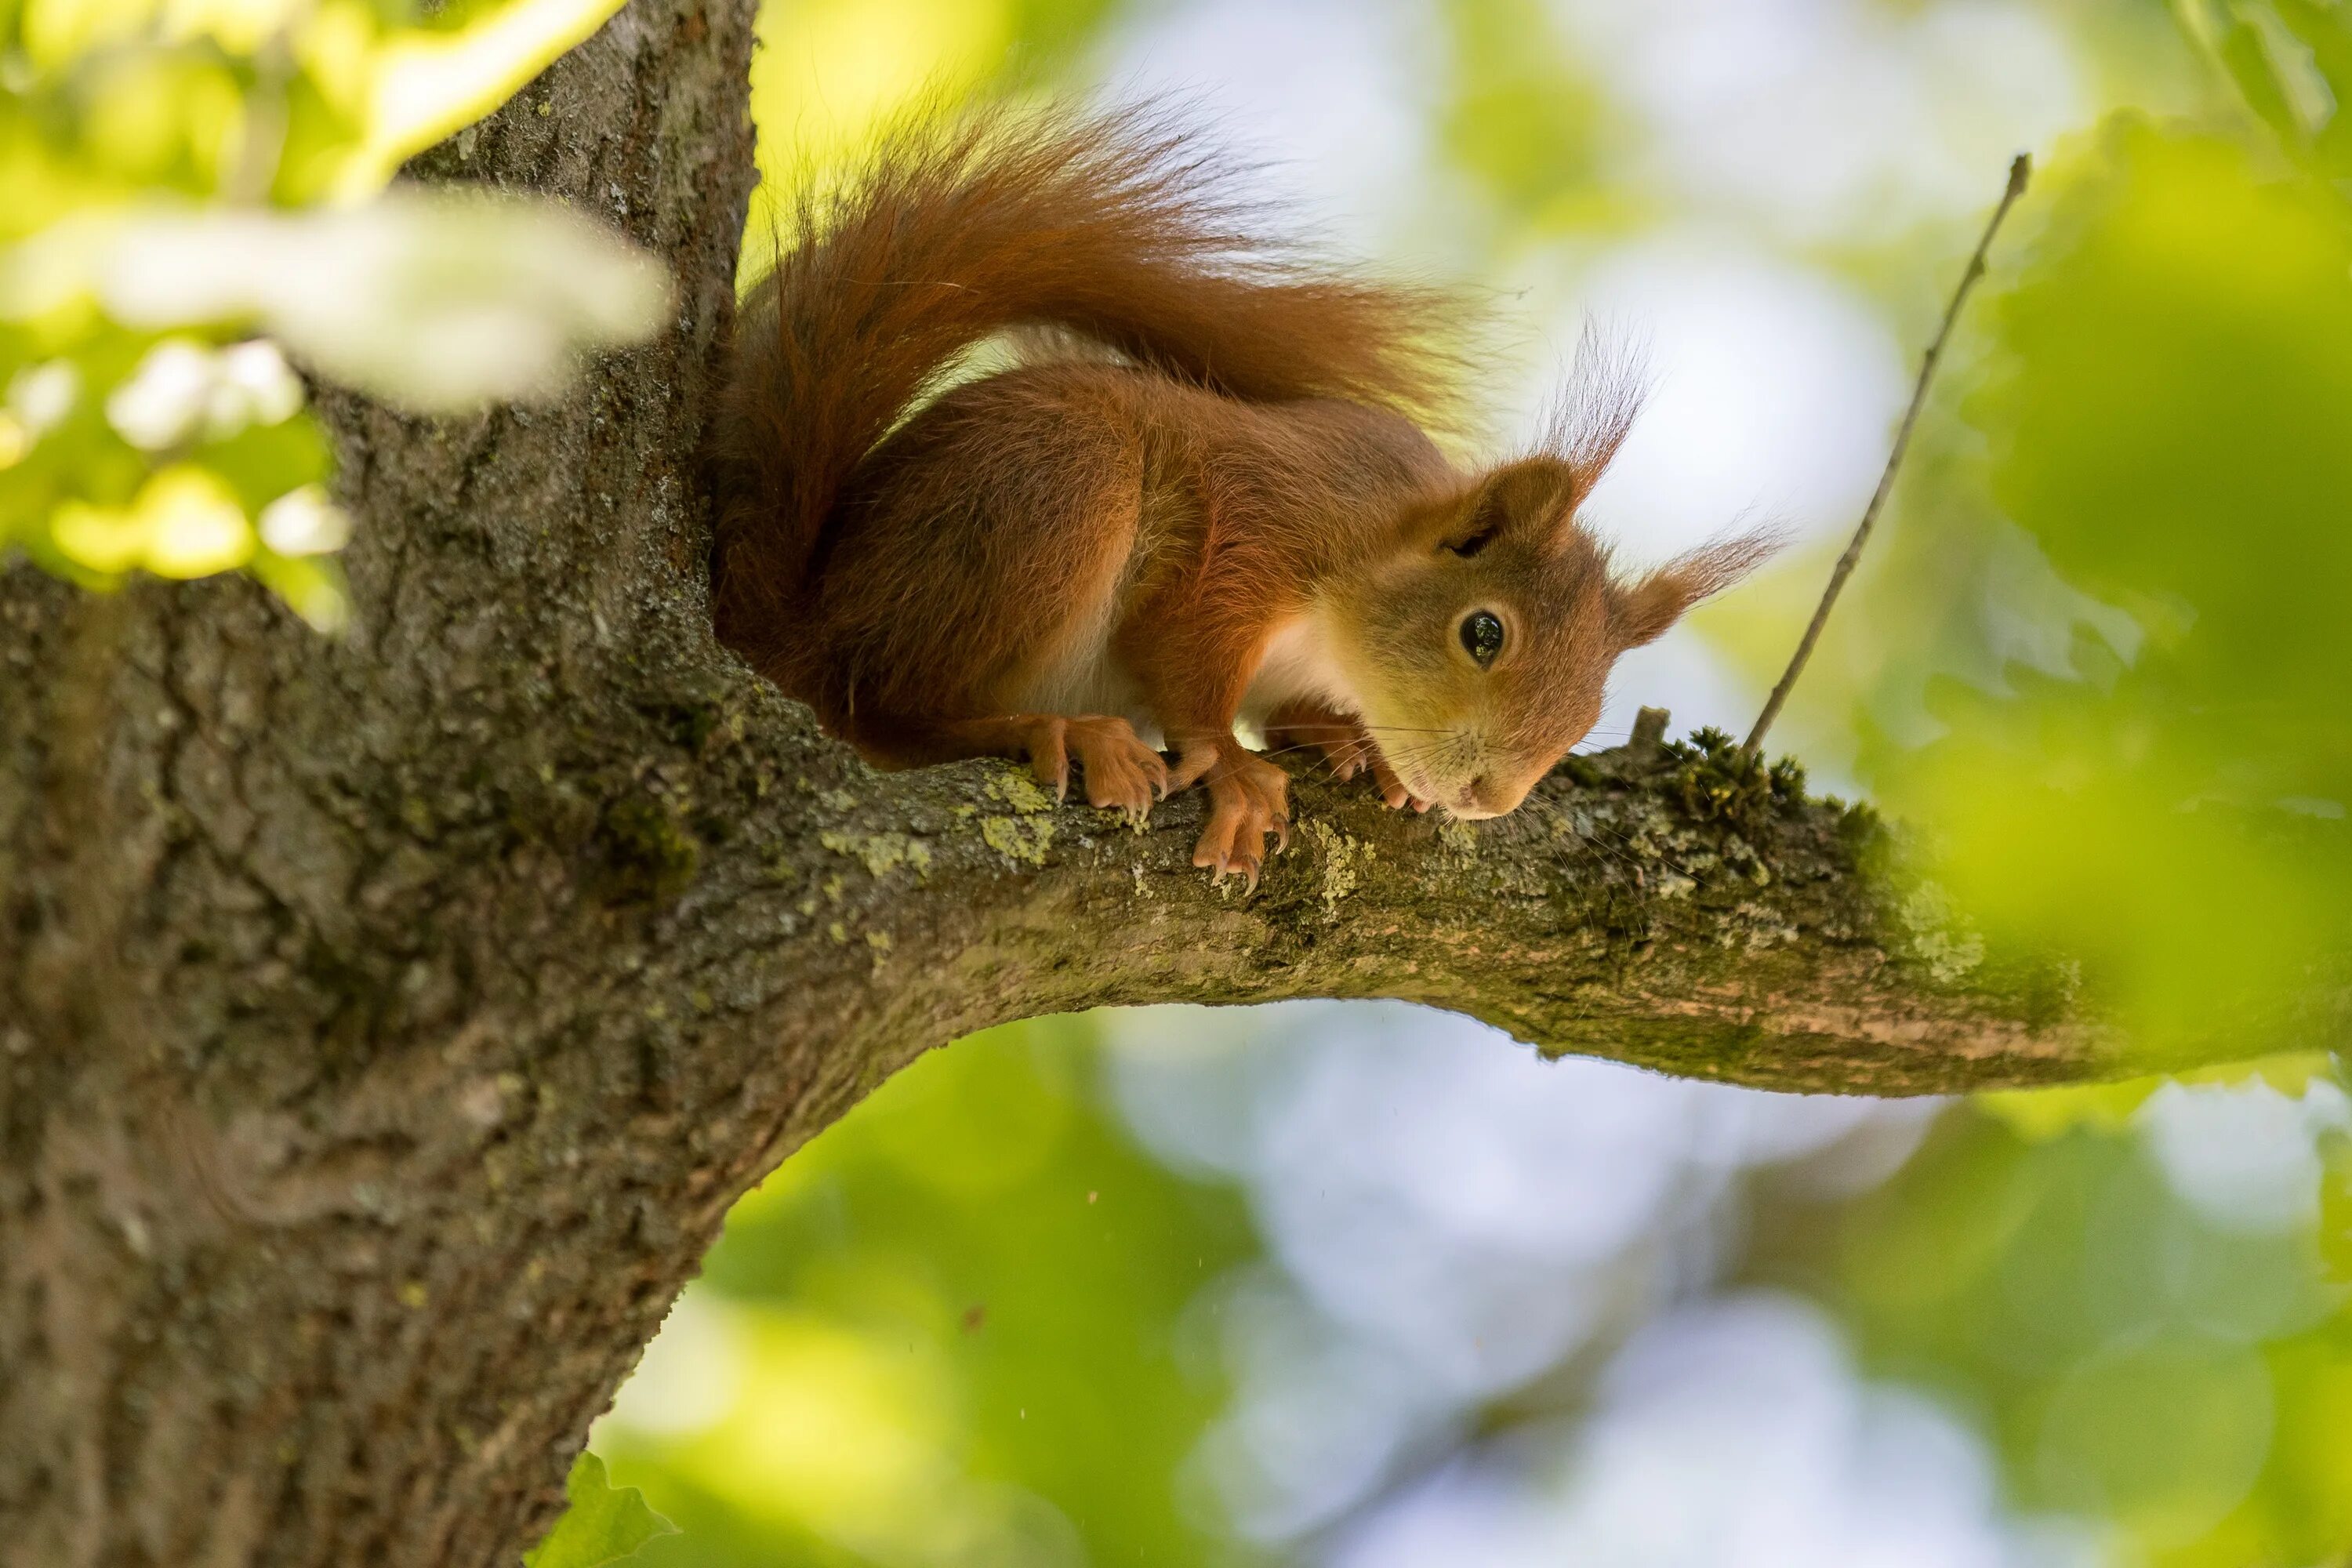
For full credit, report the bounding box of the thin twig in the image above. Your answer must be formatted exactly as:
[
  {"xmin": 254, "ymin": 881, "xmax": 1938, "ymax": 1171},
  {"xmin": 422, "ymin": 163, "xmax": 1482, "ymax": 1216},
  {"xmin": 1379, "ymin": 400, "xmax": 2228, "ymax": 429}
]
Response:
[{"xmin": 1742, "ymin": 154, "xmax": 2031, "ymax": 758}]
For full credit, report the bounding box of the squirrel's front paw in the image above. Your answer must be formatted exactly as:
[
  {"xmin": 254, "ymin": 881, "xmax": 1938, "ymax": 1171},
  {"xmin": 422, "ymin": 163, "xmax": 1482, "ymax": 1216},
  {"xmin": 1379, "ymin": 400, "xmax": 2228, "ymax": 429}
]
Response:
[
  {"xmin": 1261, "ymin": 704, "xmax": 1428, "ymax": 813},
  {"xmin": 1357, "ymin": 745, "xmax": 1431, "ymax": 813},
  {"xmin": 1174, "ymin": 742, "xmax": 1290, "ymax": 891}
]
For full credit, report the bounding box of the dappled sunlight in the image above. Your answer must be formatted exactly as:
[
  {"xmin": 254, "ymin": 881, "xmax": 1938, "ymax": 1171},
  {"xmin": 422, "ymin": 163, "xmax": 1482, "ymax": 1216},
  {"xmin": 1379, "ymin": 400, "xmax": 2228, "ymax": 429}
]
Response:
[{"xmin": 738, "ymin": 0, "xmax": 1026, "ymax": 280}]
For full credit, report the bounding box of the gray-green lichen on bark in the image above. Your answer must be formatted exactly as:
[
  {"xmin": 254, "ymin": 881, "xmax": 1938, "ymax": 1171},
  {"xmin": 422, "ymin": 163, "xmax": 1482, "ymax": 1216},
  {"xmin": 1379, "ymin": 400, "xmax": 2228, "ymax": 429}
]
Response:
[{"xmin": 0, "ymin": 2, "xmax": 2299, "ymax": 1563}]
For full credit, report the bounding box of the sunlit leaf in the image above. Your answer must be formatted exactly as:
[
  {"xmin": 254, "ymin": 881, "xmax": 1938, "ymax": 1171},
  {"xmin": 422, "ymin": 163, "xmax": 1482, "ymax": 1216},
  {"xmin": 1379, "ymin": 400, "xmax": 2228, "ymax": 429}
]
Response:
[
  {"xmin": 136, "ymin": 461, "xmax": 252, "ymax": 575},
  {"xmin": 524, "ymin": 1451, "xmax": 678, "ymax": 1568},
  {"xmin": 1978, "ymin": 1079, "xmax": 2160, "ymax": 1142},
  {"xmin": 256, "ymin": 481, "xmax": 348, "ymax": 555},
  {"xmin": 0, "ymin": 0, "xmax": 656, "ymax": 603}
]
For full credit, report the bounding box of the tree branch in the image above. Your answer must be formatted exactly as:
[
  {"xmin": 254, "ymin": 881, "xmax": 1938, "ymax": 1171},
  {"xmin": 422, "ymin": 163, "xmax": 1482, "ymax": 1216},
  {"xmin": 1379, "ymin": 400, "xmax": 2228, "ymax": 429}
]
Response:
[{"xmin": 633, "ymin": 675, "xmax": 2161, "ymax": 1104}]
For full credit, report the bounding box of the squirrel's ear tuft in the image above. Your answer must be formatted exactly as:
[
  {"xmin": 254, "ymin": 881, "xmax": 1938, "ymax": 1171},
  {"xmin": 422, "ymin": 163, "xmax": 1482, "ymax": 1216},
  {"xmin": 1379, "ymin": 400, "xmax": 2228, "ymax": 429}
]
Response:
[
  {"xmin": 1610, "ymin": 531, "xmax": 1784, "ymax": 648},
  {"xmin": 1538, "ymin": 321, "xmax": 1648, "ymax": 511}
]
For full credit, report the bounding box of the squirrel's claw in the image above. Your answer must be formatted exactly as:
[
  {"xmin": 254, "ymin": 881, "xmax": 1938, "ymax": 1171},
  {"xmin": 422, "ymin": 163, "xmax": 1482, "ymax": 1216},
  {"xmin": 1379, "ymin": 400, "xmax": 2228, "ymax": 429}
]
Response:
[
  {"xmin": 1021, "ymin": 716, "xmax": 1073, "ymax": 802},
  {"xmin": 1203, "ymin": 850, "xmax": 1262, "ymax": 895},
  {"xmin": 1359, "ymin": 747, "xmax": 1425, "ymax": 813},
  {"xmin": 1025, "ymin": 715, "xmax": 1162, "ymax": 822}
]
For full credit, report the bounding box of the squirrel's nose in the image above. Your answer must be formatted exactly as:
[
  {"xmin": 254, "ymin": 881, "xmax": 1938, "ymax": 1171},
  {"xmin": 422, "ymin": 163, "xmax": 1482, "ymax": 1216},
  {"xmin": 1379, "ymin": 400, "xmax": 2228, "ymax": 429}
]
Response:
[{"xmin": 1465, "ymin": 775, "xmax": 1520, "ymax": 817}]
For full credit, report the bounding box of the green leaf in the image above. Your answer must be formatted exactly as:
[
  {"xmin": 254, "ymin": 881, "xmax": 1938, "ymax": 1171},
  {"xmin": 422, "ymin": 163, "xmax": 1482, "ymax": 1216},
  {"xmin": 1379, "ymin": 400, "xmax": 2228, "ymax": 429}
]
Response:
[{"xmin": 521, "ymin": 1452, "xmax": 677, "ymax": 1568}]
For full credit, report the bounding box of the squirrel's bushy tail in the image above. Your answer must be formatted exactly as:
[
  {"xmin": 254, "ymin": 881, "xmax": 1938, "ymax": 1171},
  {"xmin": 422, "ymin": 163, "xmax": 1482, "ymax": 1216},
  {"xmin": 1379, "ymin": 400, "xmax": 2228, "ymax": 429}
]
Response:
[{"xmin": 710, "ymin": 103, "xmax": 1464, "ymax": 666}]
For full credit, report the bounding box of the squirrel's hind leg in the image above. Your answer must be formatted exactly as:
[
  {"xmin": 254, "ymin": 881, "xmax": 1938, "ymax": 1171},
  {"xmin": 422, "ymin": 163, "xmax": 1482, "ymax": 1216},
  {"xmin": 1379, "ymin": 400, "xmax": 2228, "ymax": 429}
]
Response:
[{"xmin": 865, "ymin": 713, "xmax": 1167, "ymax": 823}]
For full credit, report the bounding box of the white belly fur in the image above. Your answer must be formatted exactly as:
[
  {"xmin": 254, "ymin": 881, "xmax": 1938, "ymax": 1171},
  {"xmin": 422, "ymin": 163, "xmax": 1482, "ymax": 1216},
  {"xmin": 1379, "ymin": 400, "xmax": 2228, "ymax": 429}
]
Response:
[
  {"xmin": 1239, "ymin": 611, "xmax": 1362, "ymax": 740},
  {"xmin": 1012, "ymin": 607, "xmax": 1359, "ymax": 750}
]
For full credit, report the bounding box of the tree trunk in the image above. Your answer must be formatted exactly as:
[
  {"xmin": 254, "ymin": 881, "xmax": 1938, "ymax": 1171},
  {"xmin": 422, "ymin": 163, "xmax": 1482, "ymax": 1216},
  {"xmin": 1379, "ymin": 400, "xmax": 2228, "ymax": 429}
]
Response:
[{"xmin": 0, "ymin": 2, "xmax": 2308, "ymax": 1562}]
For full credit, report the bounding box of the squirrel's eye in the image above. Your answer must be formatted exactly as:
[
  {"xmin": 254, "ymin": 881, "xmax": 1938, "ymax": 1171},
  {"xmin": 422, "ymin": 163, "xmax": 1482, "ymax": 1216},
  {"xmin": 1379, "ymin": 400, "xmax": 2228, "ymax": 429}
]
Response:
[{"xmin": 1459, "ymin": 610, "xmax": 1504, "ymax": 668}]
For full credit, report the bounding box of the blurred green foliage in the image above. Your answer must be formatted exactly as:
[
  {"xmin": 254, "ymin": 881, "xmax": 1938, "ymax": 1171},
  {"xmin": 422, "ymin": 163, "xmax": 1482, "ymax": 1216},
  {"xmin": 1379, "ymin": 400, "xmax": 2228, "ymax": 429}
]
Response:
[
  {"xmin": 1436, "ymin": 0, "xmax": 1630, "ymax": 234},
  {"xmin": 601, "ymin": 1022, "xmax": 2352, "ymax": 1567},
  {"xmin": 2177, "ymin": 0, "xmax": 2352, "ymax": 178},
  {"xmin": 597, "ymin": 1018, "xmax": 1258, "ymax": 1568},
  {"xmin": 1764, "ymin": 1091, "xmax": 2352, "ymax": 1566},
  {"xmin": 0, "ymin": 0, "xmax": 666, "ymax": 624},
  {"xmin": 1874, "ymin": 115, "xmax": 2352, "ymax": 1048}
]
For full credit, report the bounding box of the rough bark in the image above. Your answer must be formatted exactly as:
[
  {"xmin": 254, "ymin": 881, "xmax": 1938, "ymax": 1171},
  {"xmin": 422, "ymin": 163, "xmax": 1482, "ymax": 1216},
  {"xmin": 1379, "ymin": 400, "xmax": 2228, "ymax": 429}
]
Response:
[{"xmin": 0, "ymin": 2, "xmax": 2313, "ymax": 1563}]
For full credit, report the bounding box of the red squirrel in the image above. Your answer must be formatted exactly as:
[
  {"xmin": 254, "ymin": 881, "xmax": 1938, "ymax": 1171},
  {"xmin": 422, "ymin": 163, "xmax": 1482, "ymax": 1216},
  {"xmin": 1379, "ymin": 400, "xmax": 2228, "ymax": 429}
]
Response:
[{"xmin": 712, "ymin": 107, "xmax": 1776, "ymax": 887}]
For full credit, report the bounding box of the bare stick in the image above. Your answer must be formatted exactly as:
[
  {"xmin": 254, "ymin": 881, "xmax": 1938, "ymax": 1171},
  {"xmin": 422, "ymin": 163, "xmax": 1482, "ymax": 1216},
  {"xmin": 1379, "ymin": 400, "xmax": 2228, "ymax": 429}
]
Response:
[{"xmin": 1742, "ymin": 154, "xmax": 2031, "ymax": 758}]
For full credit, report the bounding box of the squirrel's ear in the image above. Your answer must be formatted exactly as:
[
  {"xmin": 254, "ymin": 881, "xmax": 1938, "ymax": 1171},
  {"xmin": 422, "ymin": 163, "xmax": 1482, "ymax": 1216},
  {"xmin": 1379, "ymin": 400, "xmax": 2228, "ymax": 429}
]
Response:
[
  {"xmin": 1610, "ymin": 532, "xmax": 1784, "ymax": 648},
  {"xmin": 1435, "ymin": 459, "xmax": 1577, "ymax": 556}
]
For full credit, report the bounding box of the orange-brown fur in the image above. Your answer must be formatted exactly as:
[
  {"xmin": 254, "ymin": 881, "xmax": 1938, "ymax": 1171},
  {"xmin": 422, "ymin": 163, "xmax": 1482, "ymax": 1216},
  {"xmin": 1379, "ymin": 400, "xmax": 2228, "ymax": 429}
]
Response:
[{"xmin": 711, "ymin": 104, "xmax": 1777, "ymax": 884}]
